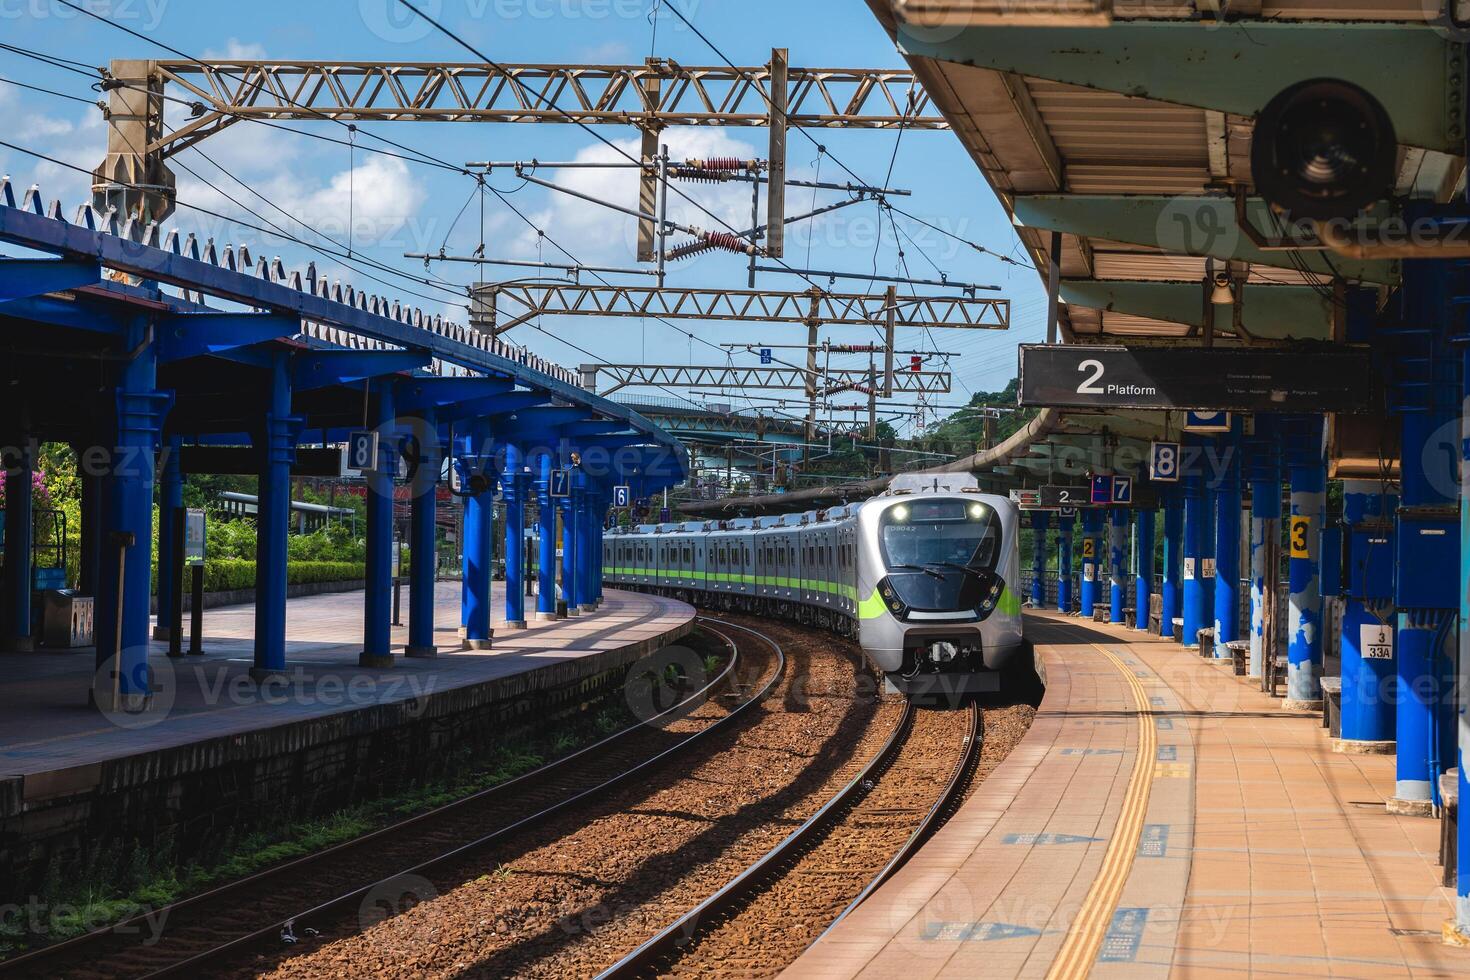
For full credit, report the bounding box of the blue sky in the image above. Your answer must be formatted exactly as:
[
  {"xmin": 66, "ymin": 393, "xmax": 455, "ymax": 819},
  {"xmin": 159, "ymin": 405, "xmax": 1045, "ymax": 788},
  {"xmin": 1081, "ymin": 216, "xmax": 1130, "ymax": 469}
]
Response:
[{"xmin": 1, "ymin": 0, "xmax": 1045, "ymax": 435}]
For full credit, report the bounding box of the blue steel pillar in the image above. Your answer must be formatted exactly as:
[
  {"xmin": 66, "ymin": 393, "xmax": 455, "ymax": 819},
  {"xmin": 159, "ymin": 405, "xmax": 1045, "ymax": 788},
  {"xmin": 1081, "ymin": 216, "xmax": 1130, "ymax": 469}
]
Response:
[
  {"xmin": 1182, "ymin": 471, "xmax": 1207, "ymax": 649},
  {"xmin": 1079, "ymin": 508, "xmax": 1102, "ymax": 618},
  {"xmin": 559, "ymin": 461, "xmax": 579, "ymax": 616},
  {"xmin": 1457, "ymin": 341, "xmax": 1470, "ymax": 940},
  {"xmin": 93, "ymin": 318, "xmax": 170, "ymax": 707},
  {"xmin": 1338, "ymin": 480, "xmax": 1396, "ymax": 751},
  {"xmin": 1385, "ymin": 250, "xmax": 1460, "ymax": 815},
  {"xmin": 534, "ymin": 453, "xmax": 557, "ymax": 622},
  {"xmin": 152, "ymin": 435, "xmax": 183, "ymax": 643},
  {"xmin": 406, "ymin": 412, "xmax": 440, "ymax": 659},
  {"xmin": 1029, "ymin": 511, "xmax": 1050, "ymax": 608},
  {"xmin": 1133, "ymin": 507, "xmax": 1153, "ymax": 633},
  {"xmin": 460, "ymin": 425, "xmax": 493, "ymax": 650},
  {"xmin": 78, "ymin": 457, "xmax": 102, "ymax": 597},
  {"xmin": 502, "ymin": 442, "xmax": 527, "ymax": 629},
  {"xmin": 1284, "ymin": 415, "xmax": 1327, "ymax": 709},
  {"xmin": 254, "ymin": 353, "xmax": 300, "ymax": 679},
  {"xmin": 359, "ymin": 380, "xmax": 397, "ymax": 668},
  {"xmin": 1056, "ymin": 513, "xmax": 1074, "ymax": 613},
  {"xmin": 1160, "ymin": 491, "xmax": 1182, "ymax": 639},
  {"xmin": 575, "ymin": 471, "xmax": 595, "ymax": 613},
  {"xmin": 1109, "ymin": 508, "xmax": 1128, "ymax": 624},
  {"xmin": 1212, "ymin": 425, "xmax": 1243, "ymax": 659},
  {"xmin": 1246, "ymin": 419, "xmax": 1281, "ymax": 679},
  {"xmin": 3, "ymin": 437, "xmax": 35, "ymax": 652}
]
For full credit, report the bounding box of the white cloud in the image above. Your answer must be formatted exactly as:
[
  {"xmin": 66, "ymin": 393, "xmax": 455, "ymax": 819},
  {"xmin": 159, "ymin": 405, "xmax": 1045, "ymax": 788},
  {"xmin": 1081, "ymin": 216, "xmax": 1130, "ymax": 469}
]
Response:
[{"xmin": 201, "ymin": 39, "xmax": 268, "ymax": 60}]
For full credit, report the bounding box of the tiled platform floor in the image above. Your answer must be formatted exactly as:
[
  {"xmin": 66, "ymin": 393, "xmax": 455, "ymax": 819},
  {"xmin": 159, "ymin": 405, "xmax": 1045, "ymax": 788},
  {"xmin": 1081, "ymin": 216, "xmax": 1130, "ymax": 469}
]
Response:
[
  {"xmin": 786, "ymin": 610, "xmax": 1466, "ymax": 979},
  {"xmin": 0, "ymin": 584, "xmax": 693, "ymax": 779}
]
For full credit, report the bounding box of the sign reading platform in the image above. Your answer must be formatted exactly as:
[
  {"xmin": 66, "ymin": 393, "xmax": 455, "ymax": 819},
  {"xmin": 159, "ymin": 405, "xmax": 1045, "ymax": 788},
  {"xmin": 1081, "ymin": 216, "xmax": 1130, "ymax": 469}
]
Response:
[
  {"xmin": 1017, "ymin": 345, "xmax": 1373, "ymax": 413},
  {"xmin": 1040, "ymin": 485, "xmax": 1091, "ymax": 508}
]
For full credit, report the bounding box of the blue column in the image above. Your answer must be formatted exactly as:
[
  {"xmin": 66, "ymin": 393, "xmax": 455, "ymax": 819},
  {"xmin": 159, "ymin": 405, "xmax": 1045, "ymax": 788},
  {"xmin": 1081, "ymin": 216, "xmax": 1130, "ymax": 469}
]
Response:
[
  {"xmin": 78, "ymin": 456, "xmax": 102, "ymax": 597},
  {"xmin": 1160, "ymin": 491, "xmax": 1182, "ymax": 638},
  {"xmin": 593, "ymin": 482, "xmax": 607, "ymax": 604},
  {"xmin": 1338, "ymin": 480, "xmax": 1396, "ymax": 749},
  {"xmin": 461, "ymin": 427, "xmax": 493, "ymax": 650},
  {"xmin": 575, "ymin": 471, "xmax": 595, "ymax": 612},
  {"xmin": 3, "ymin": 437, "xmax": 35, "ymax": 651},
  {"xmin": 93, "ymin": 318, "xmax": 169, "ymax": 707},
  {"xmin": 1246, "ymin": 421, "xmax": 1281, "ymax": 679},
  {"xmin": 1457, "ymin": 346, "xmax": 1470, "ymax": 940},
  {"xmin": 254, "ymin": 353, "xmax": 299, "ymax": 679},
  {"xmin": 502, "ymin": 442, "xmax": 527, "ymax": 628},
  {"xmin": 406, "ymin": 412, "xmax": 440, "ymax": 658},
  {"xmin": 1079, "ymin": 509, "xmax": 1101, "ymax": 617},
  {"xmin": 1030, "ymin": 511, "xmax": 1050, "ymax": 608},
  {"xmin": 559, "ymin": 461, "xmax": 578, "ymax": 616},
  {"xmin": 1212, "ymin": 426, "xmax": 1242, "ymax": 659},
  {"xmin": 1284, "ymin": 415, "xmax": 1326, "ymax": 708},
  {"xmin": 152, "ymin": 435, "xmax": 183, "ymax": 643},
  {"xmin": 1055, "ymin": 514, "xmax": 1073, "ymax": 613},
  {"xmin": 360, "ymin": 380, "xmax": 396, "ymax": 668},
  {"xmin": 1109, "ymin": 508, "xmax": 1127, "ymax": 624},
  {"xmin": 1133, "ymin": 508, "xmax": 1153, "ymax": 632},
  {"xmin": 1182, "ymin": 471, "xmax": 1207, "ymax": 649},
  {"xmin": 534, "ymin": 453, "xmax": 557, "ymax": 621}
]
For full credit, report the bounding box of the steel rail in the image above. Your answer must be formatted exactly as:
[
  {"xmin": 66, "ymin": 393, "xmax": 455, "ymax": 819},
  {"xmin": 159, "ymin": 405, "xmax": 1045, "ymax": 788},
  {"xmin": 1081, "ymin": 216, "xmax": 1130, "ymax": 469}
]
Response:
[
  {"xmin": 822, "ymin": 699, "xmax": 982, "ymax": 932},
  {"xmin": 596, "ymin": 699, "xmax": 922, "ymax": 979},
  {"xmin": 0, "ymin": 617, "xmax": 784, "ymax": 980}
]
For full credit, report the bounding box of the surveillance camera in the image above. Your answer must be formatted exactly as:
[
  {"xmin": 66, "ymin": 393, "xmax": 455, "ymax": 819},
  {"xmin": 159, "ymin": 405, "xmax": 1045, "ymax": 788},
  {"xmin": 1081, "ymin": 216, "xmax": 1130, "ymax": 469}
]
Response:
[{"xmin": 1250, "ymin": 78, "xmax": 1396, "ymax": 222}]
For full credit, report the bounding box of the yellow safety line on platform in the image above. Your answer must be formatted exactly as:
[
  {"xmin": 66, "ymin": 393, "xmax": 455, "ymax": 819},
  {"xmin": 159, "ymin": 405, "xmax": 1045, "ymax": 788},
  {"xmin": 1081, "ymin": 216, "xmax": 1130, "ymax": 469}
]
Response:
[{"xmin": 1045, "ymin": 642, "xmax": 1157, "ymax": 980}]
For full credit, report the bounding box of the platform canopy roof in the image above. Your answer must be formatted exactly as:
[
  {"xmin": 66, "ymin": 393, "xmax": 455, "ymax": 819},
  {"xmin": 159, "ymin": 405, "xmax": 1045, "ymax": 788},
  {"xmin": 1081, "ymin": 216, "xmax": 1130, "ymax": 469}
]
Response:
[{"xmin": 0, "ymin": 178, "xmax": 687, "ymax": 494}]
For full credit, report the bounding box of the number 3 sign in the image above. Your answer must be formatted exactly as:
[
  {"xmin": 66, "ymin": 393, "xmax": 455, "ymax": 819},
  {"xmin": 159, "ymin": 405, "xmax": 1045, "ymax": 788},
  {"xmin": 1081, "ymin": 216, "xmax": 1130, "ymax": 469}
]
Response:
[{"xmin": 1289, "ymin": 516, "xmax": 1312, "ymax": 559}]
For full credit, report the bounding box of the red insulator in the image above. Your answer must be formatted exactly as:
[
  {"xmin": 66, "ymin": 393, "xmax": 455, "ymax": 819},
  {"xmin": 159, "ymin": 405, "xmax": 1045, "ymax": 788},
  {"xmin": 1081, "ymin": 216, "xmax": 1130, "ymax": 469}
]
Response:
[{"xmin": 701, "ymin": 231, "xmax": 755, "ymax": 255}]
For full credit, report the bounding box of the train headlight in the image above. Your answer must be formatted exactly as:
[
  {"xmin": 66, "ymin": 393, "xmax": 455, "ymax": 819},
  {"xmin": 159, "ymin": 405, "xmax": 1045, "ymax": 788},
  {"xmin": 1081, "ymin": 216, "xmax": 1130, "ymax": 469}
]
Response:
[
  {"xmin": 878, "ymin": 577, "xmax": 907, "ymax": 617},
  {"xmin": 891, "ymin": 504, "xmax": 909, "ymax": 522},
  {"xmin": 977, "ymin": 573, "xmax": 1006, "ymax": 619}
]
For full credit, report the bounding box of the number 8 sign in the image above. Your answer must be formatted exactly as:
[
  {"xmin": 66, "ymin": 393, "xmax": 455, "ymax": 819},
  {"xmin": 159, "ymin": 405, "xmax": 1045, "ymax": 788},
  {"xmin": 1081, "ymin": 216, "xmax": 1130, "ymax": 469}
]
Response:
[{"xmin": 1149, "ymin": 441, "xmax": 1180, "ymax": 482}]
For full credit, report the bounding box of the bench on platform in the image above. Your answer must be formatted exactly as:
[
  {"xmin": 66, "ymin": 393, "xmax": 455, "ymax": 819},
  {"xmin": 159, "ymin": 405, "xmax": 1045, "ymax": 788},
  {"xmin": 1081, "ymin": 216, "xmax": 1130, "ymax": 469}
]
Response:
[
  {"xmin": 1196, "ymin": 627, "xmax": 1214, "ymax": 655},
  {"xmin": 1171, "ymin": 617, "xmax": 1184, "ymax": 644},
  {"xmin": 1224, "ymin": 639, "xmax": 1250, "ymax": 676},
  {"xmin": 1441, "ymin": 769, "xmax": 1459, "ymax": 889},
  {"xmin": 1320, "ymin": 676, "xmax": 1342, "ymax": 736},
  {"xmin": 1263, "ymin": 651, "xmax": 1288, "ymax": 697},
  {"xmin": 1148, "ymin": 594, "xmax": 1162, "ymax": 634}
]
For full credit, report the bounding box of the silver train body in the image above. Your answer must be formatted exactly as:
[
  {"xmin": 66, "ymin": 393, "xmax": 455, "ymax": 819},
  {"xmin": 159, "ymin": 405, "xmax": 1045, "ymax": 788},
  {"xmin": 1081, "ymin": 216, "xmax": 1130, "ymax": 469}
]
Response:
[{"xmin": 604, "ymin": 474, "xmax": 1025, "ymax": 697}]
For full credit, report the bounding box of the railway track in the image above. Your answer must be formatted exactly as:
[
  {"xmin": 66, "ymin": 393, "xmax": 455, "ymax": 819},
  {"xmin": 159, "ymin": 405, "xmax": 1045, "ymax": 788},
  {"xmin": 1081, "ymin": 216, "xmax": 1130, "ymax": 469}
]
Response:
[
  {"xmin": 0, "ymin": 617, "xmax": 785, "ymax": 980},
  {"xmin": 599, "ymin": 696, "xmax": 983, "ymax": 978}
]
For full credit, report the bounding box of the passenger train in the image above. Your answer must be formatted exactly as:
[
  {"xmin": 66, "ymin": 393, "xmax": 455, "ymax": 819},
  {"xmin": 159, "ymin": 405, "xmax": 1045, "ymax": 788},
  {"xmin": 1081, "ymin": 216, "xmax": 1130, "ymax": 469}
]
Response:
[{"xmin": 603, "ymin": 474, "xmax": 1027, "ymax": 698}]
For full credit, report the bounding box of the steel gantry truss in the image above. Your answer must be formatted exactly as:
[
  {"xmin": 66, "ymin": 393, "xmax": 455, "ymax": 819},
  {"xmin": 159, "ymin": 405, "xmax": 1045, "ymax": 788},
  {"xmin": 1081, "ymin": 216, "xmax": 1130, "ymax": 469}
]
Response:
[
  {"xmin": 580, "ymin": 364, "xmax": 951, "ymax": 395},
  {"xmin": 474, "ymin": 283, "xmax": 1010, "ymax": 333},
  {"xmin": 145, "ymin": 59, "xmax": 947, "ymax": 153}
]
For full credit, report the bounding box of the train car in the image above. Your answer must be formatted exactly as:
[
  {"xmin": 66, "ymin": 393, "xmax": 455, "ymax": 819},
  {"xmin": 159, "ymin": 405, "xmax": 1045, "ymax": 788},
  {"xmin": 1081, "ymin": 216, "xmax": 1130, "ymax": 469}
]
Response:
[{"xmin": 605, "ymin": 472, "xmax": 1027, "ymax": 700}]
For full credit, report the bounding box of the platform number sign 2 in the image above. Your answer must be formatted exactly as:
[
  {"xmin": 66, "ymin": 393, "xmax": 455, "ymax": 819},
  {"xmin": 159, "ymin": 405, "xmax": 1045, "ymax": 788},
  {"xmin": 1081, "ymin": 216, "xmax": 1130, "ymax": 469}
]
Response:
[
  {"xmin": 1289, "ymin": 516, "xmax": 1312, "ymax": 559},
  {"xmin": 1149, "ymin": 442, "xmax": 1180, "ymax": 482}
]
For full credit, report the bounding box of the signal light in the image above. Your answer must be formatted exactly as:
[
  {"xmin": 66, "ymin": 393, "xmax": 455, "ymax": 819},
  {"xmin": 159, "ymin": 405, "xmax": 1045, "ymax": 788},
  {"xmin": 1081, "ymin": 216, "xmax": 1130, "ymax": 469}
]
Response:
[{"xmin": 1250, "ymin": 78, "xmax": 1395, "ymax": 222}]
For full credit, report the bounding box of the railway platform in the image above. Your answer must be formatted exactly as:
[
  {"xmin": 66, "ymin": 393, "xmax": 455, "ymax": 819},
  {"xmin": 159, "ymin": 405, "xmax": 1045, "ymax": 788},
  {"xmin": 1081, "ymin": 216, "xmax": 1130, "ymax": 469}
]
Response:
[
  {"xmin": 0, "ymin": 585, "xmax": 694, "ymax": 894},
  {"xmin": 785, "ymin": 609, "xmax": 1467, "ymax": 979}
]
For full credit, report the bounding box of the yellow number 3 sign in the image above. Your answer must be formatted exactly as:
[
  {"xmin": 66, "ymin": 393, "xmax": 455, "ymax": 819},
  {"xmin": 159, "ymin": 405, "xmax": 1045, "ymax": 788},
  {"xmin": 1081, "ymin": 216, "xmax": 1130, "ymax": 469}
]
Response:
[{"xmin": 1289, "ymin": 516, "xmax": 1312, "ymax": 559}]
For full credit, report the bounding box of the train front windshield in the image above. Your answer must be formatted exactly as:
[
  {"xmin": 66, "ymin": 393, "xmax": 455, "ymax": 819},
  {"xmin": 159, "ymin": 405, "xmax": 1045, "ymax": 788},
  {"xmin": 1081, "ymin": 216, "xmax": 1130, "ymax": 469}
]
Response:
[{"xmin": 879, "ymin": 498, "xmax": 1001, "ymax": 610}]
